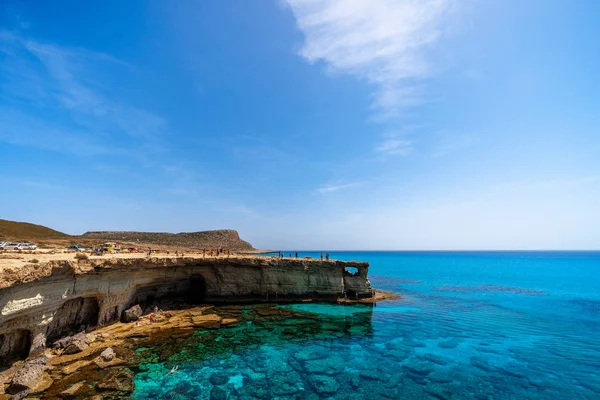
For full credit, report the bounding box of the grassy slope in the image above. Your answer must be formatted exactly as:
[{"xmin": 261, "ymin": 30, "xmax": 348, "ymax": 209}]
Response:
[{"xmin": 0, "ymin": 219, "xmax": 70, "ymax": 241}]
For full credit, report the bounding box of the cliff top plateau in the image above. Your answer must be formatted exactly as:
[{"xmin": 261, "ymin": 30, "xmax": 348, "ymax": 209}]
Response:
[{"xmin": 0, "ymin": 219, "xmax": 254, "ymax": 250}]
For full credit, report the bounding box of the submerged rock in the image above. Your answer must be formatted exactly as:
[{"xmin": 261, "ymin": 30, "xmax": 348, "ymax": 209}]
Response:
[
  {"xmin": 121, "ymin": 305, "xmax": 143, "ymax": 323},
  {"xmin": 359, "ymin": 369, "xmax": 382, "ymax": 381},
  {"xmin": 403, "ymin": 361, "xmax": 434, "ymax": 377},
  {"xmin": 307, "ymin": 374, "xmax": 339, "ymax": 394},
  {"xmin": 437, "ymin": 338, "xmax": 461, "ymax": 349},
  {"xmin": 210, "ymin": 372, "xmax": 230, "ymax": 386},
  {"xmin": 303, "ymin": 355, "xmax": 345, "ymax": 375},
  {"xmin": 270, "ymin": 372, "xmax": 301, "ymax": 395},
  {"xmin": 210, "ymin": 387, "xmax": 228, "ymax": 400},
  {"xmin": 95, "ymin": 367, "xmax": 134, "ymax": 393},
  {"xmin": 293, "ymin": 348, "xmax": 326, "ymax": 362}
]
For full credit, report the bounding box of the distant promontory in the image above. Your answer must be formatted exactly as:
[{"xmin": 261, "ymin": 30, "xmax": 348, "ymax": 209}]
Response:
[{"xmin": 81, "ymin": 229, "xmax": 254, "ymax": 250}]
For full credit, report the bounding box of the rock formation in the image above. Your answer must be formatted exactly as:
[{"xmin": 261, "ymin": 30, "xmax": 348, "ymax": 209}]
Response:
[
  {"xmin": 81, "ymin": 229, "xmax": 254, "ymax": 250},
  {"xmin": 0, "ymin": 256, "xmax": 371, "ymax": 365},
  {"xmin": 8, "ymin": 356, "xmax": 48, "ymax": 394}
]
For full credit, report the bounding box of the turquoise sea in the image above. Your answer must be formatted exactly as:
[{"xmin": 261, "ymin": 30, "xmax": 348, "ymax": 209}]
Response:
[{"xmin": 133, "ymin": 251, "xmax": 600, "ymax": 399}]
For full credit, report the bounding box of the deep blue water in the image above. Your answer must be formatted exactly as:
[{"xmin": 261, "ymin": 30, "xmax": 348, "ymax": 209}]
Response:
[{"xmin": 133, "ymin": 251, "xmax": 600, "ymax": 399}]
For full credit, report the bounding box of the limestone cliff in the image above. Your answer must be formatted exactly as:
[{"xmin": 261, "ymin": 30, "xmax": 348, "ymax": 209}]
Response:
[{"xmin": 0, "ymin": 256, "xmax": 371, "ymax": 364}]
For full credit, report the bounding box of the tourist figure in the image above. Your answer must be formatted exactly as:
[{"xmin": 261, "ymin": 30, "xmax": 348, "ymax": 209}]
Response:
[
  {"xmin": 325, "ymin": 253, "xmax": 329, "ymax": 261},
  {"xmin": 165, "ymin": 366, "xmax": 179, "ymax": 376},
  {"xmin": 320, "ymin": 253, "xmax": 323, "ymax": 261},
  {"xmin": 295, "ymin": 252, "xmax": 298, "ymax": 259},
  {"xmin": 147, "ymin": 247, "xmax": 152, "ymax": 258}
]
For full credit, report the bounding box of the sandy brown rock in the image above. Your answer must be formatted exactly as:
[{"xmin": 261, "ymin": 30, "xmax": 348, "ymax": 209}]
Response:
[
  {"xmin": 8, "ymin": 356, "xmax": 47, "ymax": 393},
  {"xmin": 59, "ymin": 382, "xmax": 89, "ymax": 398},
  {"xmin": 60, "ymin": 333, "xmax": 91, "ymax": 355},
  {"xmin": 95, "ymin": 367, "xmax": 134, "ymax": 393},
  {"xmin": 99, "ymin": 347, "xmax": 115, "ymax": 362},
  {"xmin": 121, "ymin": 305, "xmax": 142, "ymax": 323}
]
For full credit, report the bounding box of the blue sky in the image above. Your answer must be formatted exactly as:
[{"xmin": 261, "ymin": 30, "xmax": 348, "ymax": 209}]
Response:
[{"xmin": 1, "ymin": 0, "xmax": 599, "ymax": 250}]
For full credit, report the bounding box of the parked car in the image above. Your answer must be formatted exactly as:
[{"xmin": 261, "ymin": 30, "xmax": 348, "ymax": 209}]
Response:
[
  {"xmin": 22, "ymin": 243, "xmax": 37, "ymax": 250},
  {"xmin": 3, "ymin": 242, "xmax": 19, "ymax": 250},
  {"xmin": 68, "ymin": 246, "xmax": 86, "ymax": 251}
]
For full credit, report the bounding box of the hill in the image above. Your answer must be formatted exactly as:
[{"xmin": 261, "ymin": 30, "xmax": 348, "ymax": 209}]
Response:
[
  {"xmin": 81, "ymin": 229, "xmax": 255, "ymax": 250},
  {"xmin": 0, "ymin": 219, "xmax": 70, "ymax": 241}
]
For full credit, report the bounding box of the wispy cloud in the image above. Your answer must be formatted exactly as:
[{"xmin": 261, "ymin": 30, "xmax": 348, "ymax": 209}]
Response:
[
  {"xmin": 376, "ymin": 138, "xmax": 412, "ymax": 155},
  {"xmin": 317, "ymin": 181, "xmax": 362, "ymax": 194},
  {"xmin": 0, "ymin": 30, "xmax": 167, "ymax": 154},
  {"xmin": 284, "ymin": 0, "xmax": 454, "ymax": 119}
]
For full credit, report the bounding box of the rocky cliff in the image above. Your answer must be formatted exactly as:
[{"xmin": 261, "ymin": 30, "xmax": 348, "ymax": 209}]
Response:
[
  {"xmin": 81, "ymin": 229, "xmax": 254, "ymax": 250},
  {"xmin": 0, "ymin": 256, "xmax": 371, "ymax": 365}
]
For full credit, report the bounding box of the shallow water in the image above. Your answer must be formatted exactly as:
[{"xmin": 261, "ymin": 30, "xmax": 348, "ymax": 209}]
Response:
[{"xmin": 133, "ymin": 251, "xmax": 600, "ymax": 399}]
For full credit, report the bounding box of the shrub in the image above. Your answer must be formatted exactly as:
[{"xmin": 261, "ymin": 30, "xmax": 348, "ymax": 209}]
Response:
[
  {"xmin": 29, "ymin": 259, "xmax": 39, "ymax": 263},
  {"xmin": 75, "ymin": 253, "xmax": 88, "ymax": 260}
]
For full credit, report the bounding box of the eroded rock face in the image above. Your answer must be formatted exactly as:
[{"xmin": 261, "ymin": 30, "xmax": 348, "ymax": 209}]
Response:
[
  {"xmin": 47, "ymin": 297, "xmax": 99, "ymax": 345},
  {"xmin": 0, "ymin": 329, "xmax": 31, "ymax": 366},
  {"xmin": 8, "ymin": 356, "xmax": 48, "ymax": 393},
  {"xmin": 121, "ymin": 305, "xmax": 142, "ymax": 323},
  {"xmin": 0, "ymin": 257, "xmax": 371, "ymax": 359}
]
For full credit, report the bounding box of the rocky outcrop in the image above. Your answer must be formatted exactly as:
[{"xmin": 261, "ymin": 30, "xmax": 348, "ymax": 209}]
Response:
[
  {"xmin": 0, "ymin": 256, "xmax": 371, "ymax": 363},
  {"xmin": 81, "ymin": 229, "xmax": 254, "ymax": 250},
  {"xmin": 8, "ymin": 356, "xmax": 47, "ymax": 394},
  {"xmin": 121, "ymin": 305, "xmax": 142, "ymax": 323},
  {"xmin": 99, "ymin": 347, "xmax": 115, "ymax": 362},
  {"xmin": 54, "ymin": 333, "xmax": 90, "ymax": 355}
]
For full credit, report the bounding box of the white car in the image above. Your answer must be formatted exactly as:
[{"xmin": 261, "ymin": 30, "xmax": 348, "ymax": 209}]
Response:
[
  {"xmin": 3, "ymin": 242, "xmax": 19, "ymax": 250},
  {"xmin": 13, "ymin": 243, "xmax": 35, "ymax": 250}
]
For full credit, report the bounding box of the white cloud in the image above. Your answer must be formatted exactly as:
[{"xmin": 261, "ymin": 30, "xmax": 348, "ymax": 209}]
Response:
[
  {"xmin": 317, "ymin": 182, "xmax": 362, "ymax": 194},
  {"xmin": 0, "ymin": 31, "xmax": 167, "ymax": 151},
  {"xmin": 376, "ymin": 138, "xmax": 412, "ymax": 155},
  {"xmin": 285, "ymin": 0, "xmax": 454, "ymax": 118}
]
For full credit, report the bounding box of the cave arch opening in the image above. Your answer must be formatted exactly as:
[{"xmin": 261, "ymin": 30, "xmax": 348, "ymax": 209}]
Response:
[
  {"xmin": 129, "ymin": 275, "xmax": 207, "ymax": 312},
  {"xmin": 46, "ymin": 297, "xmax": 100, "ymax": 345},
  {"xmin": 0, "ymin": 329, "xmax": 32, "ymax": 367}
]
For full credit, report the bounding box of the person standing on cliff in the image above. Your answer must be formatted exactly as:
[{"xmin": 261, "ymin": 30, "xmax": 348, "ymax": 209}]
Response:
[
  {"xmin": 295, "ymin": 252, "xmax": 298, "ymax": 259},
  {"xmin": 326, "ymin": 253, "xmax": 329, "ymax": 261},
  {"xmin": 320, "ymin": 253, "xmax": 323, "ymax": 261},
  {"xmin": 147, "ymin": 247, "xmax": 152, "ymax": 258}
]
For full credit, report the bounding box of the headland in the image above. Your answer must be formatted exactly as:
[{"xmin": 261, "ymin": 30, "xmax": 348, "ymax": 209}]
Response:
[{"xmin": 0, "ymin": 220, "xmax": 396, "ymax": 398}]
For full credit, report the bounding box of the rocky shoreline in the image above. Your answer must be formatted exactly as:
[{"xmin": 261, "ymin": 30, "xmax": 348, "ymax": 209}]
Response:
[
  {"xmin": 0, "ymin": 296, "xmax": 397, "ymax": 399},
  {"xmin": 0, "ymin": 253, "xmax": 383, "ymax": 398}
]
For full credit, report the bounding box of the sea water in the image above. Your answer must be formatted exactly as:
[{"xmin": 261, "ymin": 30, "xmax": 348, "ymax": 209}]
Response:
[{"xmin": 132, "ymin": 251, "xmax": 600, "ymax": 399}]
